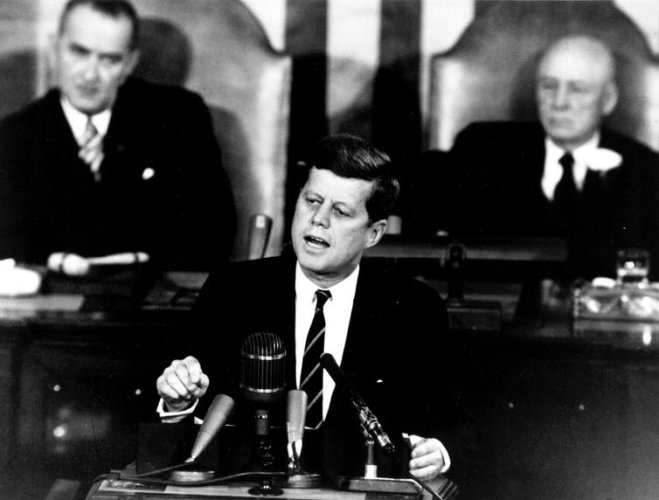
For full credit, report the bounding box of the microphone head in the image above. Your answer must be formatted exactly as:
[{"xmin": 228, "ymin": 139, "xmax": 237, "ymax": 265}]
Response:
[
  {"xmin": 286, "ymin": 389, "xmax": 307, "ymax": 443},
  {"xmin": 240, "ymin": 331, "xmax": 286, "ymax": 406},
  {"xmin": 188, "ymin": 393, "xmax": 235, "ymax": 462}
]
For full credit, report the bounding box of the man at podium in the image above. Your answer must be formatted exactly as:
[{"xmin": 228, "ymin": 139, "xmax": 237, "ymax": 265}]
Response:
[{"xmin": 156, "ymin": 135, "xmax": 470, "ymax": 483}]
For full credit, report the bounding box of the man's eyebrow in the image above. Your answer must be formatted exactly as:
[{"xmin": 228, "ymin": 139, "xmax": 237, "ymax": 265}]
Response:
[
  {"xmin": 68, "ymin": 41, "xmax": 90, "ymax": 52},
  {"xmin": 68, "ymin": 41, "xmax": 126, "ymax": 59}
]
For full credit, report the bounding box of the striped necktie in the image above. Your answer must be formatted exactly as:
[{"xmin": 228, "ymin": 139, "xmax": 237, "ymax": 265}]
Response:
[
  {"xmin": 300, "ymin": 289, "xmax": 331, "ymax": 429},
  {"xmin": 78, "ymin": 116, "xmax": 104, "ymax": 181}
]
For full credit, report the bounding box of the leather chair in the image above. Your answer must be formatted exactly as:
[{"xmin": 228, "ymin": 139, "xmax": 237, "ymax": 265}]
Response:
[
  {"xmin": 133, "ymin": 0, "xmax": 291, "ymax": 261},
  {"xmin": 428, "ymin": 1, "xmax": 659, "ymax": 151}
]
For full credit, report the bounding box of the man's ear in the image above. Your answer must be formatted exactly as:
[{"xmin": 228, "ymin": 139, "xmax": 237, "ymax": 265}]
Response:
[
  {"xmin": 601, "ymin": 81, "xmax": 618, "ymax": 116},
  {"xmin": 365, "ymin": 219, "xmax": 387, "ymax": 249},
  {"xmin": 47, "ymin": 35, "xmax": 60, "ymax": 87}
]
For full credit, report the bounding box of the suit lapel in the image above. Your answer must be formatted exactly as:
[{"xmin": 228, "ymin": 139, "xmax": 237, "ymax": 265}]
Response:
[
  {"xmin": 325, "ymin": 264, "xmax": 383, "ymax": 416},
  {"xmin": 275, "ymin": 254, "xmax": 298, "ymax": 388},
  {"xmin": 530, "ymin": 125, "xmax": 548, "ymax": 193},
  {"xmin": 41, "ymin": 92, "xmax": 96, "ymax": 186}
]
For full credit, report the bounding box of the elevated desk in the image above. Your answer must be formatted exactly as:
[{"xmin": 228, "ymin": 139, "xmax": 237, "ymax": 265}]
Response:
[
  {"xmin": 365, "ymin": 235, "xmax": 567, "ymax": 262},
  {"xmin": 0, "ymin": 271, "xmax": 207, "ymax": 480}
]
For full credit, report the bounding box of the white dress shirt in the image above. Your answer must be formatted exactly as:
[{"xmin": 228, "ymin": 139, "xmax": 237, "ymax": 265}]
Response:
[
  {"xmin": 541, "ymin": 133, "xmax": 600, "ymax": 200},
  {"xmin": 294, "ymin": 262, "xmax": 359, "ymax": 420},
  {"xmin": 60, "ymin": 97, "xmax": 112, "ymax": 142}
]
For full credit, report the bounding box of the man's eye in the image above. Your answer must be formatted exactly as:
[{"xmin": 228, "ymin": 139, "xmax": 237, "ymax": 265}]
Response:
[
  {"xmin": 306, "ymin": 197, "xmax": 320, "ymax": 205},
  {"xmin": 102, "ymin": 55, "xmax": 123, "ymax": 65},
  {"xmin": 333, "ymin": 207, "xmax": 349, "ymax": 217},
  {"xmin": 568, "ymin": 84, "xmax": 589, "ymax": 94},
  {"xmin": 70, "ymin": 45, "xmax": 88, "ymax": 56}
]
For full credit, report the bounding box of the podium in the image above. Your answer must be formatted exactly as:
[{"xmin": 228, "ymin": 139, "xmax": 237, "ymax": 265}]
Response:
[{"xmin": 85, "ymin": 471, "xmax": 456, "ymax": 499}]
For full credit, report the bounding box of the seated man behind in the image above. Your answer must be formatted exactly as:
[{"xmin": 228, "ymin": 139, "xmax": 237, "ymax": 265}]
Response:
[
  {"xmin": 0, "ymin": 0, "xmax": 235, "ymax": 270},
  {"xmin": 156, "ymin": 134, "xmax": 472, "ymax": 482},
  {"xmin": 448, "ymin": 35, "xmax": 659, "ymax": 279}
]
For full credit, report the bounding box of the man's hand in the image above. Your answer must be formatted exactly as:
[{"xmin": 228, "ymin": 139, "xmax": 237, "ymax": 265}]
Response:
[
  {"xmin": 156, "ymin": 356, "xmax": 209, "ymax": 412},
  {"xmin": 408, "ymin": 434, "xmax": 445, "ymax": 480}
]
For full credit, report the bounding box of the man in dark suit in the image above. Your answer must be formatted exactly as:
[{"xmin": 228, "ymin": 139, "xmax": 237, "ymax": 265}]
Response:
[
  {"xmin": 0, "ymin": 0, "xmax": 235, "ymax": 269},
  {"xmin": 156, "ymin": 135, "xmax": 469, "ymax": 482},
  {"xmin": 447, "ymin": 35, "xmax": 659, "ymax": 278}
]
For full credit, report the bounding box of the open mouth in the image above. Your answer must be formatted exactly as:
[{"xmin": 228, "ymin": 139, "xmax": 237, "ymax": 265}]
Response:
[{"xmin": 304, "ymin": 235, "xmax": 329, "ymax": 248}]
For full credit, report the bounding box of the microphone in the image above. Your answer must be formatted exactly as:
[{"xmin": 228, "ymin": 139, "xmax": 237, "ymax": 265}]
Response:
[
  {"xmin": 286, "ymin": 389, "xmax": 307, "ymax": 456},
  {"xmin": 286, "ymin": 390, "xmax": 321, "ymax": 488},
  {"xmin": 320, "ymin": 357, "xmax": 455, "ymax": 500},
  {"xmin": 319, "ymin": 353, "xmax": 395, "ymax": 453},
  {"xmin": 240, "ymin": 331, "xmax": 287, "ymax": 496},
  {"xmin": 446, "ymin": 243, "xmax": 465, "ymax": 301},
  {"xmin": 240, "ymin": 331, "xmax": 286, "ymax": 406},
  {"xmin": 186, "ymin": 394, "xmax": 235, "ymax": 463},
  {"xmin": 246, "ymin": 214, "xmax": 273, "ymax": 260}
]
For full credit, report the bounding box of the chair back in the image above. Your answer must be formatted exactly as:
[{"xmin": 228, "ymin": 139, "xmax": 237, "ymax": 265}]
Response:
[
  {"xmin": 134, "ymin": 0, "xmax": 292, "ymax": 260},
  {"xmin": 428, "ymin": 1, "xmax": 659, "ymax": 151}
]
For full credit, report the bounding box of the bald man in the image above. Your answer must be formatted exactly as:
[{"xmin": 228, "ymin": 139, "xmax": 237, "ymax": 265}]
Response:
[{"xmin": 446, "ymin": 35, "xmax": 659, "ymax": 279}]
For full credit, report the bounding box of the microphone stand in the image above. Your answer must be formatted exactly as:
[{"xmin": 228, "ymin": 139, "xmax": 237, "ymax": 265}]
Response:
[
  {"xmin": 339, "ymin": 427, "xmax": 422, "ymax": 497},
  {"xmin": 320, "ymin": 353, "xmax": 455, "ymax": 499},
  {"xmin": 248, "ymin": 409, "xmax": 283, "ymax": 496},
  {"xmin": 363, "ymin": 435, "xmax": 377, "ymax": 479}
]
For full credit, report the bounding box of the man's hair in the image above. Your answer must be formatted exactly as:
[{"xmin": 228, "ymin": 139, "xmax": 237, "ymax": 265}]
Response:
[
  {"xmin": 59, "ymin": 0, "xmax": 140, "ymax": 49},
  {"xmin": 538, "ymin": 35, "xmax": 617, "ymax": 85},
  {"xmin": 303, "ymin": 134, "xmax": 400, "ymax": 222}
]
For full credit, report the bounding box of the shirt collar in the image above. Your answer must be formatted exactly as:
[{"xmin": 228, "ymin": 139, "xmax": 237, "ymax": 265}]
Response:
[
  {"xmin": 60, "ymin": 97, "xmax": 112, "ymax": 143},
  {"xmin": 545, "ymin": 132, "xmax": 601, "ymax": 169},
  {"xmin": 295, "ymin": 262, "xmax": 360, "ymax": 306}
]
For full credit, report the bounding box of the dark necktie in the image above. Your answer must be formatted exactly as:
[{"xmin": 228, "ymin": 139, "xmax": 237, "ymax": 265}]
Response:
[
  {"xmin": 554, "ymin": 152, "xmax": 577, "ymax": 209},
  {"xmin": 78, "ymin": 117, "xmax": 104, "ymax": 181},
  {"xmin": 300, "ymin": 289, "xmax": 331, "ymax": 429}
]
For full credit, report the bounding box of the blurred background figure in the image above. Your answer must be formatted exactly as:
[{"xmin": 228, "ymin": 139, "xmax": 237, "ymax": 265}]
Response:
[
  {"xmin": 446, "ymin": 35, "xmax": 659, "ymax": 279},
  {"xmin": 0, "ymin": 0, "xmax": 235, "ymax": 270}
]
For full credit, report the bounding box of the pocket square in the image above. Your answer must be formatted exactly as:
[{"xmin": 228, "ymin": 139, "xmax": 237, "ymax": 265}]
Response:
[{"xmin": 142, "ymin": 167, "xmax": 155, "ymax": 180}]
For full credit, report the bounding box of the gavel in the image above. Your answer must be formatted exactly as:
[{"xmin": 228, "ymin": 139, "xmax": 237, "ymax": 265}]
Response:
[{"xmin": 47, "ymin": 251, "xmax": 150, "ymax": 276}]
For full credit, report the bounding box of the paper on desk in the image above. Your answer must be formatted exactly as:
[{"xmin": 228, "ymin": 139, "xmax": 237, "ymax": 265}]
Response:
[{"xmin": 0, "ymin": 259, "xmax": 42, "ymax": 296}]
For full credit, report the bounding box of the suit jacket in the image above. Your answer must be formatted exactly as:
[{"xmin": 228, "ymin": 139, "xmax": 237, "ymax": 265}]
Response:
[
  {"xmin": 0, "ymin": 77, "xmax": 235, "ymax": 269},
  {"xmin": 189, "ymin": 252, "xmax": 471, "ymax": 481},
  {"xmin": 446, "ymin": 122, "xmax": 659, "ymax": 278}
]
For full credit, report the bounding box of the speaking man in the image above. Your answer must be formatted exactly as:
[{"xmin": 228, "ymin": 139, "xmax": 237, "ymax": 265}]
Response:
[
  {"xmin": 156, "ymin": 134, "xmax": 470, "ymax": 482},
  {"xmin": 0, "ymin": 0, "xmax": 235, "ymax": 269}
]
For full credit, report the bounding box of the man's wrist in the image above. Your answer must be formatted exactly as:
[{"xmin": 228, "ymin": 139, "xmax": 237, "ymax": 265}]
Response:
[{"xmin": 156, "ymin": 397, "xmax": 199, "ymax": 423}]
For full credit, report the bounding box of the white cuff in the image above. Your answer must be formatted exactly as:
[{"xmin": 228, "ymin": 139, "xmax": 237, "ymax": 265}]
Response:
[{"xmin": 156, "ymin": 397, "xmax": 199, "ymax": 423}]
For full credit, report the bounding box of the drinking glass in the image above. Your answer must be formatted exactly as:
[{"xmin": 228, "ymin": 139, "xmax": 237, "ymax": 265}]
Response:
[{"xmin": 616, "ymin": 248, "xmax": 650, "ymax": 285}]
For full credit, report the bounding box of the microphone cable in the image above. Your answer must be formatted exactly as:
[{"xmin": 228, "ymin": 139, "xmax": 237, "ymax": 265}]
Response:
[{"xmin": 118, "ymin": 468, "xmax": 288, "ymax": 487}]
